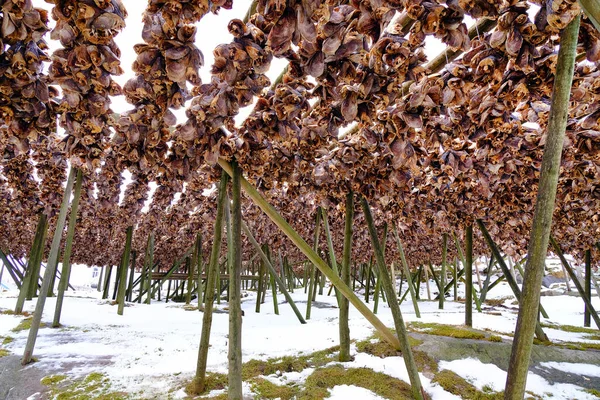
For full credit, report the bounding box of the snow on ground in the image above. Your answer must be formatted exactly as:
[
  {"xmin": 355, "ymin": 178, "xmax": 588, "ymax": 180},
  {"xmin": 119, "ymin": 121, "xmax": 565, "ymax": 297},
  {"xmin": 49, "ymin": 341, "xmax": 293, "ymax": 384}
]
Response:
[{"xmin": 1, "ymin": 260, "xmax": 599, "ymax": 399}]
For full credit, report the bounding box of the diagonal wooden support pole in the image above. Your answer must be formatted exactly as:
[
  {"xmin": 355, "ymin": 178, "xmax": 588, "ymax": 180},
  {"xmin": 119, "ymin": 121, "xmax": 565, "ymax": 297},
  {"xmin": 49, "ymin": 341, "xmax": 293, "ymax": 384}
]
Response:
[
  {"xmin": 52, "ymin": 169, "xmax": 83, "ymax": 327},
  {"xmin": 550, "ymin": 237, "xmax": 600, "ymax": 330},
  {"xmin": 117, "ymin": 226, "xmax": 133, "ymax": 315},
  {"xmin": 361, "ymin": 196, "xmax": 424, "ymax": 400},
  {"xmin": 241, "ymin": 220, "xmax": 306, "ymax": 324},
  {"xmin": 218, "ymin": 158, "xmax": 402, "ymax": 349},
  {"xmin": 22, "ymin": 167, "xmax": 76, "ymax": 365},
  {"xmin": 392, "ymin": 225, "xmax": 421, "ymax": 317},
  {"xmin": 477, "ymin": 219, "xmax": 549, "ymax": 335}
]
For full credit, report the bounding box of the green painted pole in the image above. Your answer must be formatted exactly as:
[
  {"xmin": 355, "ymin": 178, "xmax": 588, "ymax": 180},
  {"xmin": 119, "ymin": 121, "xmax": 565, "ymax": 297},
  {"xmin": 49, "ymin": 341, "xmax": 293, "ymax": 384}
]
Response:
[
  {"xmin": 195, "ymin": 172, "xmax": 228, "ymax": 393},
  {"xmin": 52, "ymin": 169, "xmax": 83, "ymax": 327},
  {"xmin": 22, "ymin": 167, "xmax": 76, "ymax": 365},
  {"xmin": 117, "ymin": 226, "xmax": 133, "ymax": 315},
  {"xmin": 361, "ymin": 196, "xmax": 424, "ymax": 400},
  {"xmin": 504, "ymin": 15, "xmax": 580, "ymax": 399}
]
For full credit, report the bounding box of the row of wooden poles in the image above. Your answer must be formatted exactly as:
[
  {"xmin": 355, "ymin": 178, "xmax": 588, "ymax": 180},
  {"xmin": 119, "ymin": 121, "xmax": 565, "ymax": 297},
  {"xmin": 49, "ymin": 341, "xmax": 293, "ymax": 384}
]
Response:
[
  {"xmin": 2, "ymin": 15, "xmax": 598, "ymax": 399},
  {"xmin": 3, "ymin": 159, "xmax": 599, "ymax": 400}
]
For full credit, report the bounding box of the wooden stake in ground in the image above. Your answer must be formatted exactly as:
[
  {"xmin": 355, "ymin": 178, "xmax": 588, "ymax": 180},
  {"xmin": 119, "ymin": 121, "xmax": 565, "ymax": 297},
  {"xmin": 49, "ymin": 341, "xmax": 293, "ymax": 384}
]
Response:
[
  {"xmin": 145, "ymin": 233, "xmax": 154, "ymax": 304},
  {"xmin": 194, "ymin": 172, "xmax": 228, "ymax": 393},
  {"xmin": 392, "ymin": 225, "xmax": 421, "ymax": 318},
  {"xmin": 306, "ymin": 209, "xmax": 321, "ymax": 320},
  {"xmin": 228, "ymin": 161, "xmax": 243, "ymax": 399},
  {"xmin": 15, "ymin": 213, "xmax": 47, "ymax": 314},
  {"xmin": 439, "ymin": 233, "xmax": 447, "ymax": 309},
  {"xmin": 465, "ymin": 225, "xmax": 473, "ymax": 326},
  {"xmin": 504, "ymin": 15, "xmax": 580, "ymax": 400},
  {"xmin": 241, "ymin": 220, "xmax": 305, "ymax": 323},
  {"xmin": 22, "ymin": 168, "xmax": 76, "ymax": 365},
  {"xmin": 218, "ymin": 158, "xmax": 403, "ymax": 350},
  {"xmin": 52, "ymin": 169, "xmax": 83, "ymax": 327},
  {"xmin": 117, "ymin": 226, "xmax": 133, "ymax": 315},
  {"xmin": 339, "ymin": 191, "xmax": 353, "ymax": 362},
  {"xmin": 585, "ymin": 249, "xmax": 592, "ymax": 327},
  {"xmin": 361, "ymin": 197, "xmax": 424, "ymax": 400}
]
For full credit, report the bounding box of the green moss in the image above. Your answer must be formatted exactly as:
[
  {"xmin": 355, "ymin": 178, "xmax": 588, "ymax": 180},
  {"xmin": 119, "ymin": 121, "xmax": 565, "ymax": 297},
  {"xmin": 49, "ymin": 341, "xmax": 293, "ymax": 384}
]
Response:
[
  {"xmin": 586, "ymin": 388, "xmax": 600, "ymax": 398},
  {"xmin": 185, "ymin": 373, "xmax": 228, "ymax": 395},
  {"xmin": 0, "ymin": 309, "xmax": 14, "ymax": 315},
  {"xmin": 355, "ymin": 330, "xmax": 422, "ymax": 359},
  {"xmin": 41, "ymin": 372, "xmax": 126, "ymax": 400},
  {"xmin": 409, "ymin": 322, "xmax": 487, "ymax": 340},
  {"xmin": 413, "ymin": 350, "xmax": 439, "ymax": 374},
  {"xmin": 541, "ymin": 323, "xmax": 598, "ymax": 334},
  {"xmin": 11, "ymin": 317, "xmax": 45, "ymax": 333},
  {"xmin": 41, "ymin": 375, "xmax": 68, "ymax": 386},
  {"xmin": 2, "ymin": 336, "xmax": 14, "ymax": 345},
  {"xmin": 488, "ymin": 335, "xmax": 503, "ymax": 343},
  {"xmin": 562, "ymin": 341, "xmax": 600, "ymax": 351},
  {"xmin": 241, "ymin": 346, "xmax": 338, "ymax": 380},
  {"xmin": 0, "ymin": 348, "xmax": 9, "ymax": 357},
  {"xmin": 432, "ymin": 370, "xmax": 503, "ymax": 399},
  {"xmin": 250, "ymin": 377, "xmax": 298, "ymax": 399},
  {"xmin": 484, "ymin": 297, "xmax": 511, "ymax": 307},
  {"xmin": 298, "ymin": 365, "xmax": 414, "ymax": 400}
]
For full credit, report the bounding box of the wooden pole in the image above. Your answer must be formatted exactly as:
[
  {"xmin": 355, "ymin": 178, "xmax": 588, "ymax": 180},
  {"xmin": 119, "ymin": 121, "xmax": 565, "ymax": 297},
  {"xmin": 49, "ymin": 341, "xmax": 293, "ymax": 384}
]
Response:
[
  {"xmin": 439, "ymin": 233, "xmax": 447, "ymax": 309},
  {"xmin": 52, "ymin": 169, "xmax": 83, "ymax": 327},
  {"xmin": 480, "ymin": 254, "xmax": 496, "ymax": 304},
  {"xmin": 195, "ymin": 233, "xmax": 203, "ymax": 308},
  {"xmin": 97, "ymin": 266, "xmax": 104, "ymax": 293},
  {"xmin": 585, "ymin": 249, "xmax": 592, "ymax": 327},
  {"xmin": 218, "ymin": 158, "xmax": 403, "ymax": 349},
  {"xmin": 465, "ymin": 225, "xmax": 473, "ymax": 327},
  {"xmin": 145, "ymin": 234, "xmax": 154, "ymax": 304},
  {"xmin": 477, "ymin": 219, "xmax": 549, "ymax": 337},
  {"xmin": 321, "ymin": 207, "xmax": 341, "ymax": 305},
  {"xmin": 195, "ymin": 172, "xmax": 228, "ymax": 392},
  {"xmin": 15, "ymin": 214, "xmax": 47, "ymax": 314},
  {"xmin": 255, "ymin": 255, "xmax": 264, "ymax": 313},
  {"xmin": 117, "ymin": 226, "xmax": 133, "ymax": 315},
  {"xmin": 126, "ymin": 251, "xmax": 137, "ymax": 302},
  {"xmin": 22, "ymin": 167, "xmax": 76, "ymax": 365},
  {"xmin": 27, "ymin": 215, "xmax": 49, "ymax": 301},
  {"xmin": 102, "ymin": 265, "xmax": 112, "ymax": 299},
  {"xmin": 504, "ymin": 15, "xmax": 580, "ymax": 400},
  {"xmin": 306, "ymin": 209, "xmax": 321, "ymax": 320},
  {"xmin": 550, "ymin": 237, "xmax": 600, "ymax": 329},
  {"xmin": 361, "ymin": 196, "xmax": 424, "ymax": 400},
  {"xmin": 339, "ymin": 191, "xmax": 353, "ymax": 362},
  {"xmin": 228, "ymin": 161, "xmax": 243, "ymax": 399},
  {"xmin": 241, "ymin": 220, "xmax": 305, "ymax": 323},
  {"xmin": 392, "ymin": 225, "xmax": 421, "ymax": 317}
]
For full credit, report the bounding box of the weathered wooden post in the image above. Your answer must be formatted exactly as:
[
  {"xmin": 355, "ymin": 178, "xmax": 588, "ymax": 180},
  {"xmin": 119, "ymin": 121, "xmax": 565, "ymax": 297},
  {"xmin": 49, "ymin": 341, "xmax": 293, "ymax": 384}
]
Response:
[
  {"xmin": 22, "ymin": 168, "xmax": 76, "ymax": 365},
  {"xmin": 194, "ymin": 172, "xmax": 228, "ymax": 393},
  {"xmin": 339, "ymin": 191, "xmax": 353, "ymax": 362},
  {"xmin": 439, "ymin": 233, "xmax": 447, "ymax": 309},
  {"xmin": 52, "ymin": 169, "xmax": 83, "ymax": 327},
  {"xmin": 505, "ymin": 15, "xmax": 580, "ymax": 399},
  {"xmin": 585, "ymin": 249, "xmax": 592, "ymax": 327},
  {"xmin": 117, "ymin": 226, "xmax": 133, "ymax": 315},
  {"xmin": 465, "ymin": 225, "xmax": 473, "ymax": 327},
  {"xmin": 145, "ymin": 233, "xmax": 154, "ymax": 304},
  {"xmin": 15, "ymin": 214, "xmax": 47, "ymax": 314}
]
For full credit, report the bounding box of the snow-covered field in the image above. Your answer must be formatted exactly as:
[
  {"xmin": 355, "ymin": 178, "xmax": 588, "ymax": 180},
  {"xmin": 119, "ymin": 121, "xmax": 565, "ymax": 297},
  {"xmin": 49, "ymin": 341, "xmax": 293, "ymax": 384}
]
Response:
[{"xmin": 1, "ymin": 260, "xmax": 599, "ymax": 399}]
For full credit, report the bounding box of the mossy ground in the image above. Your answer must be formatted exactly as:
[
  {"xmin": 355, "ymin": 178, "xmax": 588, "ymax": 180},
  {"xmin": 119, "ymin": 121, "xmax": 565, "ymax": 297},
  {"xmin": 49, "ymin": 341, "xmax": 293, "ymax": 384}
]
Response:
[
  {"xmin": 298, "ymin": 365, "xmax": 414, "ymax": 400},
  {"xmin": 586, "ymin": 388, "xmax": 600, "ymax": 398},
  {"xmin": 2, "ymin": 336, "xmax": 14, "ymax": 345},
  {"xmin": 408, "ymin": 321, "xmax": 502, "ymax": 342},
  {"xmin": 432, "ymin": 370, "xmax": 503, "ymax": 399},
  {"xmin": 41, "ymin": 372, "xmax": 127, "ymax": 399},
  {"xmin": 11, "ymin": 317, "xmax": 46, "ymax": 333},
  {"xmin": 250, "ymin": 377, "xmax": 298, "ymax": 399},
  {"xmin": 0, "ymin": 348, "xmax": 9, "ymax": 357}
]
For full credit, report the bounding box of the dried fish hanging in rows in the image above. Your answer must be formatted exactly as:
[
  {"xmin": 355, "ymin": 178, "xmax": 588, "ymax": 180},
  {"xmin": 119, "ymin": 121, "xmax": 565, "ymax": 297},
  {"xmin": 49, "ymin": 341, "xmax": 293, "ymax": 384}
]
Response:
[{"xmin": 0, "ymin": 0, "xmax": 55, "ymax": 256}]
